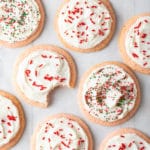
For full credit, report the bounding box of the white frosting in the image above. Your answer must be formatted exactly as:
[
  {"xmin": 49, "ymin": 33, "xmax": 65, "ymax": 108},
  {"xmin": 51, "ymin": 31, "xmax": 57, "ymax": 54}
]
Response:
[
  {"xmin": 0, "ymin": 95, "xmax": 20, "ymax": 146},
  {"xmin": 105, "ymin": 133, "xmax": 150, "ymax": 149},
  {"xmin": 82, "ymin": 65, "xmax": 137, "ymax": 122},
  {"xmin": 58, "ymin": 0, "xmax": 112, "ymax": 49},
  {"xmin": 104, "ymin": 87, "xmax": 122, "ymax": 108},
  {"xmin": 125, "ymin": 16, "xmax": 150, "ymax": 68},
  {"xmin": 35, "ymin": 117, "xmax": 88, "ymax": 150},
  {"xmin": 16, "ymin": 50, "xmax": 70, "ymax": 103},
  {"xmin": 0, "ymin": 0, "xmax": 41, "ymax": 43}
]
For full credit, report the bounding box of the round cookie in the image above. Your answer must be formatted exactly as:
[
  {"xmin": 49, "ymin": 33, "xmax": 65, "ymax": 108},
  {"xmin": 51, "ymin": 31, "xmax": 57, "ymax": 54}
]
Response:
[
  {"xmin": 31, "ymin": 113, "xmax": 93, "ymax": 150},
  {"xmin": 78, "ymin": 61, "xmax": 140, "ymax": 126},
  {"xmin": 0, "ymin": 0, "xmax": 45, "ymax": 48},
  {"xmin": 13, "ymin": 45, "xmax": 76, "ymax": 108},
  {"xmin": 55, "ymin": 0, "xmax": 116, "ymax": 53},
  {"xmin": 0, "ymin": 90, "xmax": 25, "ymax": 150},
  {"xmin": 119, "ymin": 13, "xmax": 150, "ymax": 74},
  {"xmin": 99, "ymin": 128, "xmax": 150, "ymax": 149}
]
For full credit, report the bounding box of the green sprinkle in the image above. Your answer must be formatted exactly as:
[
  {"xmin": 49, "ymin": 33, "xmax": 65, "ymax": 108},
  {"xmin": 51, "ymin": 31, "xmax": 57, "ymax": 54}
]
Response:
[
  {"xmin": 117, "ymin": 98, "xmax": 126, "ymax": 106},
  {"xmin": 97, "ymin": 98, "xmax": 102, "ymax": 104},
  {"xmin": 9, "ymin": 18, "xmax": 16, "ymax": 24}
]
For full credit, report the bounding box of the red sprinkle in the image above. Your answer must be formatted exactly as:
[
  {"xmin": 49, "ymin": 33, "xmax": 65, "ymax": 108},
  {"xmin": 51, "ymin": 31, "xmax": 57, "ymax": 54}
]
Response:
[
  {"xmin": 25, "ymin": 69, "xmax": 31, "ymax": 77},
  {"xmin": 38, "ymin": 64, "xmax": 43, "ymax": 68},
  {"xmin": 134, "ymin": 22, "xmax": 142, "ymax": 29},
  {"xmin": 132, "ymin": 53, "xmax": 139, "ymax": 58},
  {"xmin": 1, "ymin": 119, "xmax": 5, "ymax": 123},
  {"xmin": 44, "ymin": 75, "xmax": 54, "ymax": 81},
  {"xmin": 77, "ymin": 22, "xmax": 86, "ymax": 27},
  {"xmin": 98, "ymin": 29, "xmax": 104, "ymax": 36},
  {"xmin": 134, "ymin": 42, "xmax": 138, "ymax": 48},
  {"xmin": 85, "ymin": 26, "xmax": 88, "ymax": 30},
  {"xmin": 68, "ymin": 16, "xmax": 74, "ymax": 20},
  {"xmin": 90, "ymin": 18, "xmax": 95, "ymax": 24},
  {"xmin": 67, "ymin": 20, "xmax": 72, "ymax": 24},
  {"xmin": 144, "ymin": 19, "xmax": 148, "ymax": 23},
  {"xmin": 128, "ymin": 142, "xmax": 132, "ymax": 147},
  {"xmin": 119, "ymin": 143, "xmax": 126, "ymax": 150},
  {"xmin": 143, "ymin": 62, "xmax": 148, "ymax": 66},
  {"xmin": 141, "ymin": 33, "xmax": 147, "ymax": 38},
  {"xmin": 41, "ymin": 55, "xmax": 48, "ymax": 58},
  {"xmin": 7, "ymin": 122, "xmax": 11, "ymax": 126},
  {"xmin": 54, "ymin": 131, "xmax": 60, "ymax": 136},
  {"xmin": 29, "ymin": 60, "xmax": 33, "ymax": 64},
  {"xmin": 101, "ymin": 22, "xmax": 106, "ymax": 26},
  {"xmin": 105, "ymin": 17, "xmax": 111, "ymax": 20},
  {"xmin": 32, "ymin": 82, "xmax": 46, "ymax": 90},
  {"xmin": 7, "ymin": 115, "xmax": 16, "ymax": 121},
  {"xmin": 8, "ymin": 130, "xmax": 12, "ymax": 133},
  {"xmin": 61, "ymin": 141, "xmax": 70, "ymax": 148},
  {"xmin": 120, "ymin": 135, "xmax": 125, "ymax": 138},
  {"xmin": 91, "ymin": 5, "xmax": 97, "ymax": 8},
  {"xmin": 140, "ymin": 146, "xmax": 145, "ymax": 150},
  {"xmin": 90, "ymin": 12, "xmax": 94, "ymax": 16},
  {"xmin": 60, "ymin": 78, "xmax": 66, "ymax": 82},
  {"xmin": 48, "ymin": 138, "xmax": 51, "ymax": 142},
  {"xmin": 35, "ymin": 71, "xmax": 38, "ymax": 76}
]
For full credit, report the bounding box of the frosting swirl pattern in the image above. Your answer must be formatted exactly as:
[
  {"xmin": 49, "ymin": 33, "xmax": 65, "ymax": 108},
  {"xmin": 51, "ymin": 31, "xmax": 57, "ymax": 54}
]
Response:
[
  {"xmin": 58, "ymin": 0, "xmax": 112, "ymax": 49},
  {"xmin": 16, "ymin": 50, "xmax": 70, "ymax": 103},
  {"xmin": 105, "ymin": 133, "xmax": 150, "ymax": 150},
  {"xmin": 0, "ymin": 0, "xmax": 41, "ymax": 43},
  {"xmin": 125, "ymin": 16, "xmax": 150, "ymax": 68},
  {"xmin": 82, "ymin": 64, "xmax": 137, "ymax": 122},
  {"xmin": 0, "ymin": 95, "xmax": 20, "ymax": 147},
  {"xmin": 35, "ymin": 117, "xmax": 88, "ymax": 150}
]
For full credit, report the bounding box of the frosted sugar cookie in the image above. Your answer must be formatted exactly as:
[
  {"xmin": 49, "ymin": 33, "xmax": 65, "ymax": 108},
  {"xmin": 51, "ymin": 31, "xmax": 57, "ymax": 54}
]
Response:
[
  {"xmin": 99, "ymin": 128, "xmax": 150, "ymax": 150},
  {"xmin": 78, "ymin": 62, "xmax": 140, "ymax": 126},
  {"xmin": 119, "ymin": 13, "xmax": 150, "ymax": 74},
  {"xmin": 0, "ymin": 0, "xmax": 45, "ymax": 48},
  {"xmin": 31, "ymin": 113, "xmax": 93, "ymax": 150},
  {"xmin": 13, "ymin": 45, "xmax": 76, "ymax": 108},
  {"xmin": 0, "ymin": 90, "xmax": 25, "ymax": 150},
  {"xmin": 55, "ymin": 0, "xmax": 116, "ymax": 53}
]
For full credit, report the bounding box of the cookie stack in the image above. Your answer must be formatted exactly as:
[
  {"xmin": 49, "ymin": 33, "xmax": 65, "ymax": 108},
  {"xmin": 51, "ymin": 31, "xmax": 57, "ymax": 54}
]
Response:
[{"xmin": 0, "ymin": 0, "xmax": 150, "ymax": 150}]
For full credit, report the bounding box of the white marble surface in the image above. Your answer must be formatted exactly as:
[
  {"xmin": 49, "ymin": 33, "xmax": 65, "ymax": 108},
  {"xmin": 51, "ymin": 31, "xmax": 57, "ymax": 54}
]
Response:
[{"xmin": 0, "ymin": 0, "xmax": 150, "ymax": 149}]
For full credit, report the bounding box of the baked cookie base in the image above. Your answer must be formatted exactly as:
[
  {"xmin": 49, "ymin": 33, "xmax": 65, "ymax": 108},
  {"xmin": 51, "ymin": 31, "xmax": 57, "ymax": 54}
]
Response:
[
  {"xmin": 78, "ymin": 61, "xmax": 141, "ymax": 126},
  {"xmin": 55, "ymin": 0, "xmax": 116, "ymax": 53},
  {"xmin": 13, "ymin": 45, "xmax": 76, "ymax": 108},
  {"xmin": 0, "ymin": 90, "xmax": 25, "ymax": 150},
  {"xmin": 0, "ymin": 0, "xmax": 45, "ymax": 48},
  {"xmin": 119, "ymin": 13, "xmax": 150, "ymax": 74},
  {"xmin": 31, "ymin": 113, "xmax": 93, "ymax": 150},
  {"xmin": 99, "ymin": 128, "xmax": 150, "ymax": 150}
]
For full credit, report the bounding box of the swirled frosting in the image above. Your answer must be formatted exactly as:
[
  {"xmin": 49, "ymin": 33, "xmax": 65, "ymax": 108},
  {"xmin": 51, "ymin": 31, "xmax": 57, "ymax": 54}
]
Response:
[
  {"xmin": 0, "ymin": 95, "xmax": 20, "ymax": 147},
  {"xmin": 0, "ymin": 0, "xmax": 41, "ymax": 43},
  {"xmin": 82, "ymin": 64, "xmax": 137, "ymax": 122},
  {"xmin": 16, "ymin": 50, "xmax": 70, "ymax": 103},
  {"xmin": 105, "ymin": 133, "xmax": 150, "ymax": 150},
  {"xmin": 58, "ymin": 0, "xmax": 112, "ymax": 49},
  {"xmin": 125, "ymin": 16, "xmax": 150, "ymax": 68},
  {"xmin": 35, "ymin": 117, "xmax": 88, "ymax": 150}
]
